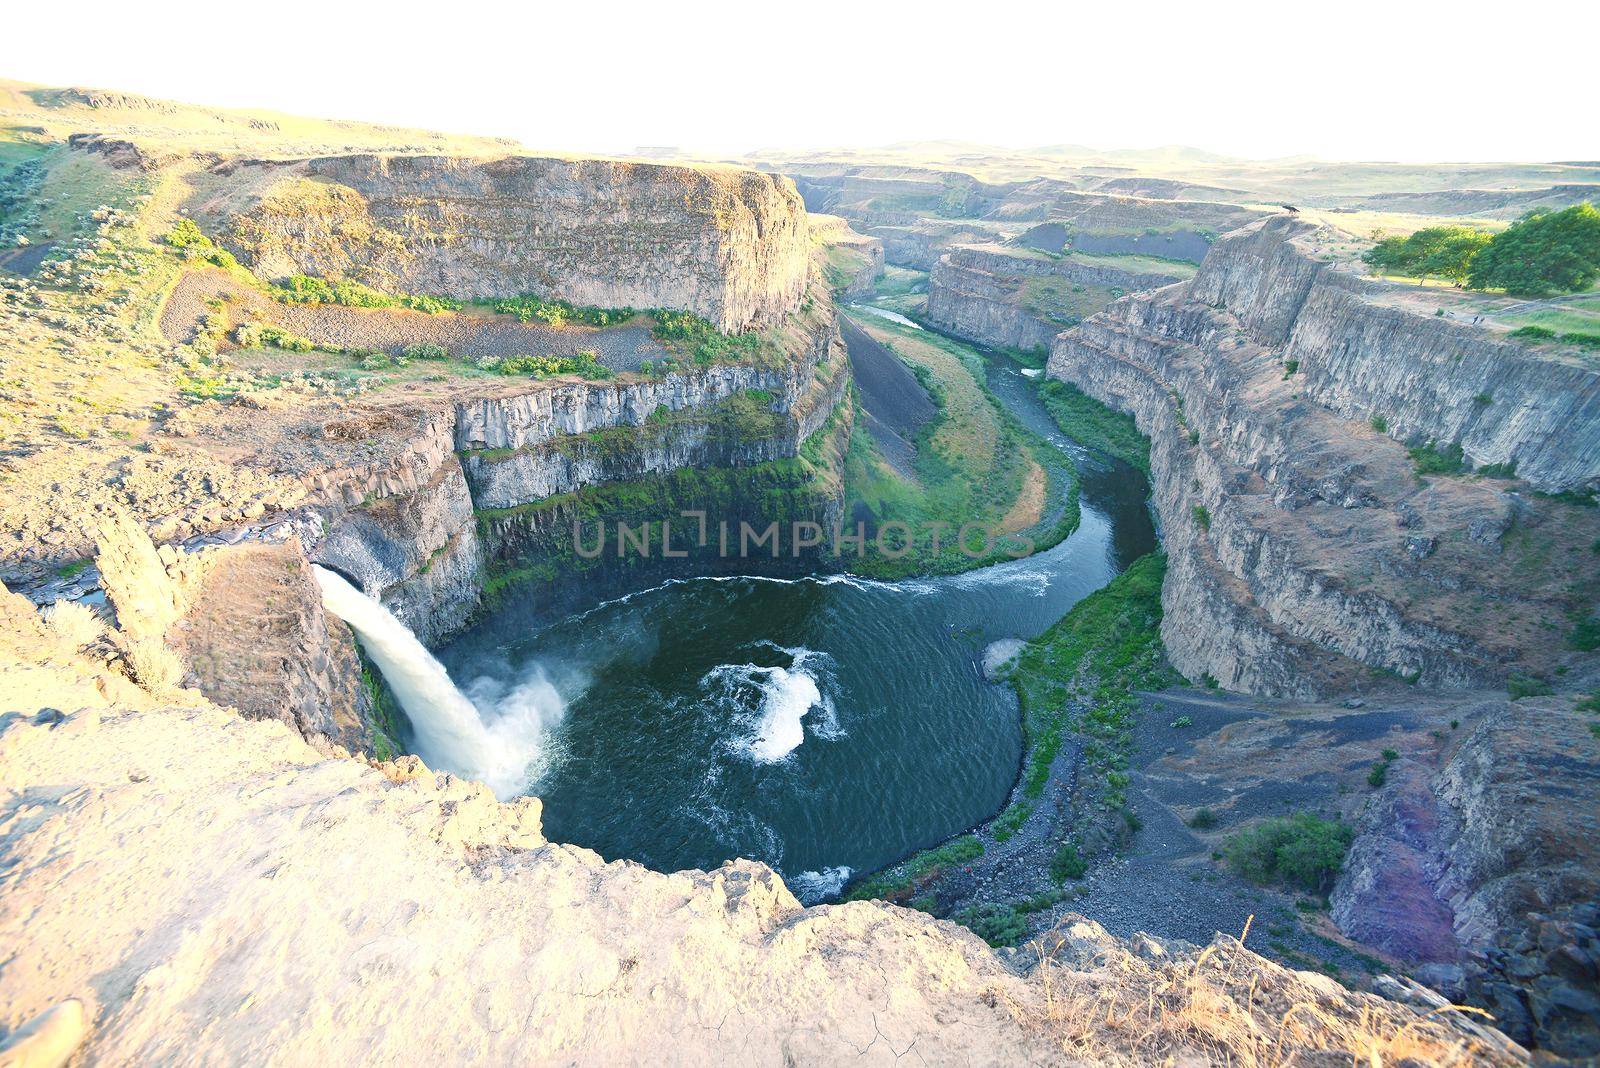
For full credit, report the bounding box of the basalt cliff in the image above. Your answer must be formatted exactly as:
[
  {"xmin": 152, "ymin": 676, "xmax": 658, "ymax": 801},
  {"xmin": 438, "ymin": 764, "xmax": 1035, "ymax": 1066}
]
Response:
[
  {"xmin": 193, "ymin": 154, "xmax": 811, "ymax": 332},
  {"xmin": 1045, "ymin": 215, "xmax": 1600, "ymax": 1054},
  {"xmin": 1049, "ymin": 216, "xmax": 1599, "ymax": 697}
]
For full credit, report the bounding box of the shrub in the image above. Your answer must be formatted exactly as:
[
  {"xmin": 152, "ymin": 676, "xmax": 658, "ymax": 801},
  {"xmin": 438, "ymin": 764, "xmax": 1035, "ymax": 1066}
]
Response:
[
  {"xmin": 269, "ymin": 274, "xmax": 460, "ymax": 313},
  {"xmin": 234, "ymin": 322, "xmax": 317, "ymax": 353},
  {"xmin": 1192, "ymin": 504, "xmax": 1211, "ymax": 531},
  {"xmin": 402, "ymin": 342, "xmax": 449, "ymax": 361},
  {"xmin": 491, "ymin": 294, "xmax": 633, "ymax": 327},
  {"xmin": 1508, "ymin": 674, "xmax": 1554, "ymax": 700},
  {"xmin": 1169, "ymin": 715, "xmax": 1193, "ymax": 728},
  {"xmin": 1473, "ymin": 392, "xmax": 1493, "ymax": 406},
  {"xmin": 42, "ymin": 600, "xmax": 104, "ymax": 648},
  {"xmin": 1410, "ymin": 441, "xmax": 1466, "ymax": 475},
  {"xmin": 1049, "ymin": 842, "xmax": 1087, "ymax": 883},
  {"xmin": 1568, "ymin": 617, "xmax": 1600, "ymax": 652},
  {"xmin": 651, "ymin": 309, "xmax": 764, "ymax": 366},
  {"xmin": 1510, "ymin": 325, "xmax": 1556, "ymax": 342},
  {"xmin": 1224, "ymin": 813, "xmax": 1353, "ymax": 894},
  {"xmin": 1282, "ymin": 358, "xmax": 1299, "ymax": 378},
  {"xmin": 496, "ymin": 350, "xmax": 613, "ymax": 380},
  {"xmin": 1188, "ymin": 808, "xmax": 1217, "ymax": 829},
  {"xmin": 164, "ymin": 219, "xmax": 212, "ymax": 251},
  {"xmin": 1369, "ymin": 414, "xmax": 1388, "ymax": 433},
  {"xmin": 124, "ymin": 638, "xmax": 184, "ymax": 692},
  {"xmin": 953, "ymin": 902, "xmax": 1028, "ymax": 947}
]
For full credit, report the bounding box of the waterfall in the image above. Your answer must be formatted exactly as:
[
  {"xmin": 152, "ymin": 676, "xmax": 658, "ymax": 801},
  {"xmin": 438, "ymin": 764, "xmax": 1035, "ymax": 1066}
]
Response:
[{"xmin": 311, "ymin": 566, "xmax": 557, "ymax": 799}]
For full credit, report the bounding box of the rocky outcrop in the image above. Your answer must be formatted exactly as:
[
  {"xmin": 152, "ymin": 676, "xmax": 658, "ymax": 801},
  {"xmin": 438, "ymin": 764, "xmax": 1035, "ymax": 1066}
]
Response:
[
  {"xmin": 809, "ymin": 213, "xmax": 884, "ymax": 299},
  {"xmin": 204, "ymin": 154, "xmax": 811, "ymax": 332},
  {"xmin": 0, "ymin": 679, "xmax": 1525, "ymax": 1066},
  {"xmin": 170, "ymin": 540, "xmax": 379, "ymax": 754},
  {"xmin": 927, "ymin": 244, "xmax": 1184, "ymax": 352},
  {"xmin": 1047, "ymin": 216, "xmax": 1600, "ymax": 696},
  {"xmin": 92, "ymin": 506, "xmax": 186, "ymax": 642},
  {"xmin": 1188, "ymin": 216, "xmax": 1600, "ymax": 492},
  {"xmin": 1332, "ymin": 697, "xmax": 1600, "ymax": 1057}
]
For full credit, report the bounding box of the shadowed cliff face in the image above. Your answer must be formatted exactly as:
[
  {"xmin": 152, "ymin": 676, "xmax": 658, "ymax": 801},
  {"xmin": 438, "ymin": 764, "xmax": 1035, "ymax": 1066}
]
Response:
[{"xmin": 199, "ymin": 154, "xmax": 811, "ymax": 333}]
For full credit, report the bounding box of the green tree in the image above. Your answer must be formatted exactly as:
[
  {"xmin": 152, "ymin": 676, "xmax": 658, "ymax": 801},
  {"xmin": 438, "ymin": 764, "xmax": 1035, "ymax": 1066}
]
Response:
[
  {"xmin": 1467, "ymin": 203, "xmax": 1600, "ymax": 296},
  {"xmin": 1362, "ymin": 225, "xmax": 1491, "ymax": 284}
]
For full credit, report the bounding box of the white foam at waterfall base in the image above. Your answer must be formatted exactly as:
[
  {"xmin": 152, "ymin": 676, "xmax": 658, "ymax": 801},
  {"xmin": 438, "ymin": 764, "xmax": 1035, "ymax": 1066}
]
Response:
[
  {"xmin": 702, "ymin": 647, "xmax": 837, "ymax": 763},
  {"xmin": 789, "ymin": 865, "xmax": 853, "ymax": 904},
  {"xmin": 312, "ymin": 566, "xmax": 561, "ymax": 799}
]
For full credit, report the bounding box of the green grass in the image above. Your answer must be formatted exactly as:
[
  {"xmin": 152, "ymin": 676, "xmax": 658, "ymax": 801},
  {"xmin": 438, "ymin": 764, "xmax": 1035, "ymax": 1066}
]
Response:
[
  {"xmin": 1017, "ymin": 276, "xmax": 1119, "ymax": 325},
  {"xmin": 841, "ymin": 315, "xmax": 1080, "ymax": 579},
  {"xmin": 1063, "ymin": 250, "xmax": 1198, "ymax": 278},
  {"xmin": 1008, "ymin": 553, "xmax": 1173, "ymax": 816},
  {"xmin": 819, "ymin": 243, "xmax": 875, "ymax": 293},
  {"xmin": 863, "ymin": 266, "xmax": 928, "ymax": 316},
  {"xmin": 844, "ymin": 835, "xmax": 984, "ymax": 902},
  {"xmin": 1036, "ymin": 379, "xmax": 1150, "ymax": 475}
]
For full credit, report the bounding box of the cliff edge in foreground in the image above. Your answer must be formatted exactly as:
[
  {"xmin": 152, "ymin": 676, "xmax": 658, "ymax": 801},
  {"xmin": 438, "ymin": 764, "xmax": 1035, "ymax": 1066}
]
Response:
[{"xmin": 0, "ymin": 601, "xmax": 1519, "ymax": 1066}]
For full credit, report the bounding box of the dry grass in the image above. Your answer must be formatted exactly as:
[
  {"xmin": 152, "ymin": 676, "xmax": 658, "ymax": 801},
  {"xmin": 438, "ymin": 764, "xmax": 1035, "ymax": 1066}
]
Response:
[
  {"xmin": 122, "ymin": 638, "xmax": 184, "ymax": 693},
  {"xmin": 41, "ymin": 600, "xmax": 105, "ymax": 650},
  {"xmin": 1001, "ymin": 920, "xmax": 1520, "ymax": 1067}
]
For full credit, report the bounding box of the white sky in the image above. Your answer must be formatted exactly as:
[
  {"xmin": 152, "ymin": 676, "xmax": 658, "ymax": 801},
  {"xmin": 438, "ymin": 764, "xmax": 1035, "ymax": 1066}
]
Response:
[{"xmin": 8, "ymin": 0, "xmax": 1593, "ymax": 163}]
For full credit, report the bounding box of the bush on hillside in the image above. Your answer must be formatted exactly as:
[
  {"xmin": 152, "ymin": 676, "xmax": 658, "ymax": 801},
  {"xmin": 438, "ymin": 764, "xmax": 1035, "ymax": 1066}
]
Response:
[
  {"xmin": 1468, "ymin": 203, "xmax": 1600, "ymax": 296},
  {"xmin": 1224, "ymin": 813, "xmax": 1352, "ymax": 894}
]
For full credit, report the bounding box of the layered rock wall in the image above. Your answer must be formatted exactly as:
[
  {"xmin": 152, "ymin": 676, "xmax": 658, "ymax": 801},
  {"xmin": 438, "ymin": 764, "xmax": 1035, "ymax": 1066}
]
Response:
[
  {"xmin": 1047, "ymin": 217, "xmax": 1600, "ymax": 697},
  {"xmin": 927, "ymin": 244, "xmax": 1184, "ymax": 351},
  {"xmin": 205, "ymin": 154, "xmax": 811, "ymax": 332},
  {"xmin": 306, "ymin": 310, "xmax": 847, "ymax": 645},
  {"xmin": 1189, "ymin": 217, "xmax": 1600, "ymax": 491}
]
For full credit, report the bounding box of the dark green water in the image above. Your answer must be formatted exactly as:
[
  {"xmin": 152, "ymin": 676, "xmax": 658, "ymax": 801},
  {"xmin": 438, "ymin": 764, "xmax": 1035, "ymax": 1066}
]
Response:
[{"xmin": 437, "ymin": 357, "xmax": 1154, "ymax": 900}]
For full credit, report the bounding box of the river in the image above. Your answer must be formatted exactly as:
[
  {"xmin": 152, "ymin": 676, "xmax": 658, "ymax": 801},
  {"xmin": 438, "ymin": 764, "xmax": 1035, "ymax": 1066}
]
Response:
[{"xmin": 433, "ymin": 339, "xmax": 1155, "ymax": 900}]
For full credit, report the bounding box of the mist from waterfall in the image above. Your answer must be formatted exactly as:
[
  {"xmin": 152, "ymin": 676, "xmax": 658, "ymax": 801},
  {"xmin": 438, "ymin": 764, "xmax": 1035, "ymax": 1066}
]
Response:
[{"xmin": 311, "ymin": 566, "xmax": 561, "ymax": 799}]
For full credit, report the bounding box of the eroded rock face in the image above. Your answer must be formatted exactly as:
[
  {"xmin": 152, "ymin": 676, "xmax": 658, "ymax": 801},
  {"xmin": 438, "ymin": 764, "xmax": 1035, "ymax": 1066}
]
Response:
[
  {"xmin": 304, "ymin": 305, "xmax": 847, "ymax": 646},
  {"xmin": 926, "ymin": 244, "xmax": 1184, "ymax": 352},
  {"xmin": 1189, "ymin": 217, "xmax": 1600, "ymax": 493},
  {"xmin": 170, "ymin": 540, "xmax": 379, "ymax": 754},
  {"xmin": 209, "ymin": 155, "xmax": 811, "ymax": 332},
  {"xmin": 92, "ymin": 506, "xmax": 185, "ymax": 643},
  {"xmin": 1047, "ymin": 216, "xmax": 1600, "ymax": 696},
  {"xmin": 1332, "ymin": 698, "xmax": 1600, "ymax": 1056}
]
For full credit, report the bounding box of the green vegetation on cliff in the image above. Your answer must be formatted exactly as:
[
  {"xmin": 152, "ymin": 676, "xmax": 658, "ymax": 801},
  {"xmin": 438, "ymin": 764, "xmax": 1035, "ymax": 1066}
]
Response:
[
  {"xmin": 1468, "ymin": 203, "xmax": 1600, "ymax": 296},
  {"xmin": 474, "ymin": 393, "xmax": 849, "ymax": 602},
  {"xmin": 1037, "ymin": 379, "xmax": 1151, "ymax": 474}
]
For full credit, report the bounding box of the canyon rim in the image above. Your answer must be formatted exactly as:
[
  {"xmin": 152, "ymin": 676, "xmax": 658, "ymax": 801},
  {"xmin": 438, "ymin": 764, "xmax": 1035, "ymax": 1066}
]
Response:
[{"xmin": 2, "ymin": 9, "xmax": 1599, "ymax": 1066}]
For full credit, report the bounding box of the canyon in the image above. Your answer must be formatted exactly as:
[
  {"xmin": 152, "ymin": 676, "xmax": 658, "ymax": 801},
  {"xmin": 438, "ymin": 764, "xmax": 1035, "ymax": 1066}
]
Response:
[{"xmin": 2, "ymin": 77, "xmax": 1598, "ymax": 1065}]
